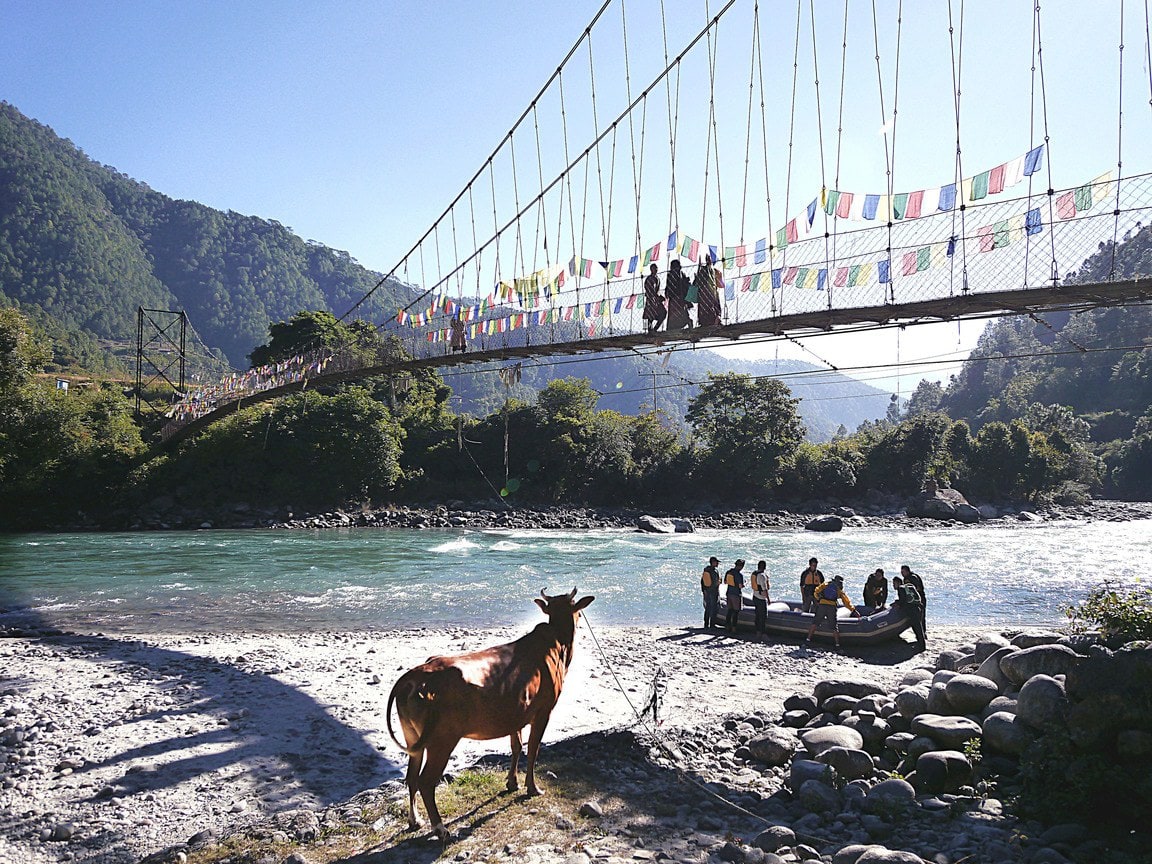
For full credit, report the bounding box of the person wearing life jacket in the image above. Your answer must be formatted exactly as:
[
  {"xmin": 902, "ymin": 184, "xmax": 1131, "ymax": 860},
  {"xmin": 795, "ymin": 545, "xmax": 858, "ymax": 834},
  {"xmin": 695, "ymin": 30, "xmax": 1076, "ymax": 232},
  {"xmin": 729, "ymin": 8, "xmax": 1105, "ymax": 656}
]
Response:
[
  {"xmin": 750, "ymin": 560, "xmax": 771, "ymax": 640},
  {"xmin": 700, "ymin": 556, "xmax": 721, "ymax": 629},
  {"xmin": 722, "ymin": 559, "xmax": 746, "ymax": 633},
  {"xmin": 804, "ymin": 574, "xmax": 859, "ymax": 649},
  {"xmin": 799, "ymin": 557, "xmax": 825, "ymax": 613},
  {"xmin": 892, "ymin": 575, "xmax": 927, "ymax": 651}
]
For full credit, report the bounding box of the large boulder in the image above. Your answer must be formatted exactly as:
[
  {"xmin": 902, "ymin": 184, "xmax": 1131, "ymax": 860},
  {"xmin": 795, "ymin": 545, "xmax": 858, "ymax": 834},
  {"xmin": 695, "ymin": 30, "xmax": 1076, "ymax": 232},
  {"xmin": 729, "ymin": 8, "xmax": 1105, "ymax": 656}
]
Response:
[
  {"xmin": 945, "ymin": 674, "xmax": 1000, "ymax": 714},
  {"xmin": 790, "ymin": 757, "xmax": 833, "ymax": 789},
  {"xmin": 910, "ymin": 714, "xmax": 983, "ymax": 750},
  {"xmin": 926, "ymin": 682, "xmax": 952, "ymax": 714},
  {"xmin": 862, "ymin": 778, "xmax": 917, "ymax": 814},
  {"xmin": 1065, "ymin": 647, "xmax": 1152, "ymax": 748},
  {"xmin": 800, "ymin": 725, "xmax": 865, "ymax": 757},
  {"xmin": 805, "ymin": 514, "xmax": 843, "ymax": 532},
  {"xmin": 813, "ymin": 679, "xmax": 887, "ymax": 702},
  {"xmin": 636, "ymin": 515, "xmax": 694, "ymax": 533},
  {"xmin": 798, "ymin": 777, "xmax": 841, "ymax": 811},
  {"xmin": 976, "ymin": 646, "xmax": 1018, "ymax": 693},
  {"xmin": 1011, "ymin": 630, "xmax": 1064, "ymax": 649},
  {"xmin": 894, "ymin": 685, "xmax": 930, "ymax": 718},
  {"xmin": 936, "ymin": 648, "xmax": 975, "ymax": 672},
  {"xmin": 982, "ymin": 710, "xmax": 1036, "ymax": 756},
  {"xmin": 817, "ymin": 746, "xmax": 877, "ymax": 781},
  {"xmin": 906, "ymin": 485, "xmax": 978, "ymax": 522},
  {"xmin": 973, "ymin": 633, "xmax": 1012, "ymax": 664},
  {"xmin": 747, "ymin": 727, "xmax": 799, "ymax": 767},
  {"xmin": 1015, "ymin": 674, "xmax": 1070, "ymax": 733},
  {"xmin": 843, "ymin": 713, "xmax": 892, "ymax": 754},
  {"xmin": 999, "ymin": 644, "xmax": 1081, "ymax": 685},
  {"xmin": 913, "ymin": 749, "xmax": 973, "ymax": 793}
]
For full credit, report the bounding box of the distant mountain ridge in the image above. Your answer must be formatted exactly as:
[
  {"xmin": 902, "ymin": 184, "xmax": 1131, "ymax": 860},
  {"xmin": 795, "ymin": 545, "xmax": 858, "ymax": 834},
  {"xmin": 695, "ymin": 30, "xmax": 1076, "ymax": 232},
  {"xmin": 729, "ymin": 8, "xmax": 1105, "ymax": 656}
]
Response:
[
  {"xmin": 0, "ymin": 101, "xmax": 410, "ymax": 366},
  {"xmin": 0, "ymin": 101, "xmax": 892, "ymax": 436}
]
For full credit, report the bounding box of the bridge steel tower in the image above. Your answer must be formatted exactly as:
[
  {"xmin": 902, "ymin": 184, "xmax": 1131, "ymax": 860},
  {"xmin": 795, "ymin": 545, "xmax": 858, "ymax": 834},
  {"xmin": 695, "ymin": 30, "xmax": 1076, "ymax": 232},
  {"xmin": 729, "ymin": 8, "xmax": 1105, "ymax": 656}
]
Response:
[{"xmin": 135, "ymin": 307, "xmax": 187, "ymax": 421}]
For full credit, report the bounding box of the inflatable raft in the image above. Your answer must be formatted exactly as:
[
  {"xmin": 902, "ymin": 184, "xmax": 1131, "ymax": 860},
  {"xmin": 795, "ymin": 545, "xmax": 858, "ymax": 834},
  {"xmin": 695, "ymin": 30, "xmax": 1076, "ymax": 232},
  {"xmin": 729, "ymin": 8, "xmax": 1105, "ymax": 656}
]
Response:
[{"xmin": 716, "ymin": 597, "xmax": 913, "ymax": 645}]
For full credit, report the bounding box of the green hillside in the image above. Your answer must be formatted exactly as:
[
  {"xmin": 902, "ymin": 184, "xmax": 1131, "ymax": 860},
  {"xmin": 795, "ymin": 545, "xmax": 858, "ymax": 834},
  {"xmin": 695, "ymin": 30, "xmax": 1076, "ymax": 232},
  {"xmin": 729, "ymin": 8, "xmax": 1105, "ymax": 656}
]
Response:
[{"xmin": 0, "ymin": 102, "xmax": 409, "ymax": 367}]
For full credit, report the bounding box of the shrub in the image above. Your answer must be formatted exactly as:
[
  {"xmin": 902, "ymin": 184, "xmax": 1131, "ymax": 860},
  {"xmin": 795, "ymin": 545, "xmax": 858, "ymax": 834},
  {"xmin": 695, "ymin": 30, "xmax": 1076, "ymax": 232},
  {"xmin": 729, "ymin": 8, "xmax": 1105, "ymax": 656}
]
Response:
[{"xmin": 1064, "ymin": 580, "xmax": 1152, "ymax": 643}]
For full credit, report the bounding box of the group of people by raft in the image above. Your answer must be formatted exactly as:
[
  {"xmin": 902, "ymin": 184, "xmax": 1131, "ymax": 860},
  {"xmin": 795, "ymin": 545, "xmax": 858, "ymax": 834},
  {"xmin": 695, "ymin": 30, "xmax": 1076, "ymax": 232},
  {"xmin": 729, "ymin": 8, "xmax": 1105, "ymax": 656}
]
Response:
[
  {"xmin": 698, "ymin": 556, "xmax": 928, "ymax": 651},
  {"xmin": 642, "ymin": 256, "xmax": 724, "ymax": 332}
]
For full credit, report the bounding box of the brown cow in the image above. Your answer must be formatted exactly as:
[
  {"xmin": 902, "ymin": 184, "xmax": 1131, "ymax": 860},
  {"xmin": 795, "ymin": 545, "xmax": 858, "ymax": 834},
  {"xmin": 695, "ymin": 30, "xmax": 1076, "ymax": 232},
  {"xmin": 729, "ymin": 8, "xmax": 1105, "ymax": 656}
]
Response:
[{"xmin": 386, "ymin": 588, "xmax": 595, "ymax": 839}]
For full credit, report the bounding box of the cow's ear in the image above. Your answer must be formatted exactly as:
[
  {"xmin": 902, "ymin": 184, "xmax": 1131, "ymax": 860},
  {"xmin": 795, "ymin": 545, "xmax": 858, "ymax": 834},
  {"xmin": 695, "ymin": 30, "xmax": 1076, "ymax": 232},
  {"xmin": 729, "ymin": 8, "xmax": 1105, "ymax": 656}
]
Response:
[
  {"xmin": 574, "ymin": 595, "xmax": 595, "ymax": 611},
  {"xmin": 535, "ymin": 598, "xmax": 548, "ymax": 614}
]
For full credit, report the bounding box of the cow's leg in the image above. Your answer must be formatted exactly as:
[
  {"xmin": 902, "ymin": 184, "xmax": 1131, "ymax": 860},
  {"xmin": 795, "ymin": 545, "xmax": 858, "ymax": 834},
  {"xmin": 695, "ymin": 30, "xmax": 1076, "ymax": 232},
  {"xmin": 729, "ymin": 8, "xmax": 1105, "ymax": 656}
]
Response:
[
  {"xmin": 405, "ymin": 751, "xmax": 423, "ymax": 830},
  {"xmin": 506, "ymin": 729, "xmax": 523, "ymax": 791},
  {"xmin": 417, "ymin": 741, "xmax": 456, "ymax": 840},
  {"xmin": 524, "ymin": 711, "xmax": 552, "ymax": 797}
]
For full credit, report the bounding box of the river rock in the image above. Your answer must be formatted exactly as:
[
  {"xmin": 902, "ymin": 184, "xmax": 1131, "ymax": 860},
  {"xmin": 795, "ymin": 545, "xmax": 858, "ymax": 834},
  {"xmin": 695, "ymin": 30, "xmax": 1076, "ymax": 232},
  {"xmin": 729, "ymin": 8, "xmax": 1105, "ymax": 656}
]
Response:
[
  {"xmin": 975, "ymin": 646, "xmax": 1017, "ymax": 692},
  {"xmin": 784, "ymin": 693, "xmax": 820, "ymax": 714},
  {"xmin": 954, "ymin": 503, "xmax": 982, "ymax": 523},
  {"xmin": 635, "ymin": 515, "xmax": 694, "ymax": 533},
  {"xmin": 747, "ymin": 727, "xmax": 798, "ymax": 766},
  {"xmin": 801, "ymin": 725, "xmax": 864, "ymax": 756},
  {"xmin": 982, "ymin": 695, "xmax": 1018, "ymax": 717},
  {"xmin": 1011, "ymin": 630, "xmax": 1064, "ymax": 649},
  {"xmin": 823, "ymin": 694, "xmax": 860, "ymax": 714},
  {"xmin": 894, "ymin": 685, "xmax": 930, "ymax": 718},
  {"xmin": 936, "ymin": 648, "xmax": 974, "ymax": 672},
  {"xmin": 1016, "ymin": 674, "xmax": 1070, "ymax": 733},
  {"xmin": 981, "ymin": 710, "xmax": 1036, "ymax": 756},
  {"xmin": 905, "ymin": 735, "xmax": 937, "ymax": 762},
  {"xmin": 973, "ymin": 633, "xmax": 1012, "ymax": 664},
  {"xmin": 805, "ymin": 515, "xmax": 843, "ymax": 532},
  {"xmin": 798, "ymin": 777, "xmax": 841, "ymax": 811},
  {"xmin": 910, "ymin": 714, "xmax": 983, "ymax": 750},
  {"xmin": 897, "ymin": 668, "xmax": 933, "ymax": 688},
  {"xmin": 753, "ymin": 825, "xmax": 796, "ymax": 852},
  {"xmin": 857, "ymin": 848, "xmax": 929, "ymax": 863},
  {"xmin": 843, "ymin": 713, "xmax": 891, "ymax": 754},
  {"xmin": 813, "ymin": 679, "xmax": 887, "ymax": 702},
  {"xmin": 999, "ymin": 644, "xmax": 1081, "ymax": 685},
  {"xmin": 945, "ymin": 673, "xmax": 1000, "ymax": 713},
  {"xmin": 913, "ymin": 749, "xmax": 972, "ymax": 793},
  {"xmin": 790, "ymin": 758, "xmax": 832, "ymax": 788},
  {"xmin": 833, "ymin": 846, "xmax": 886, "ymax": 864},
  {"xmin": 926, "ymin": 682, "xmax": 952, "ymax": 714},
  {"xmin": 817, "ymin": 746, "xmax": 876, "ymax": 780},
  {"xmin": 862, "ymin": 778, "xmax": 916, "ymax": 814}
]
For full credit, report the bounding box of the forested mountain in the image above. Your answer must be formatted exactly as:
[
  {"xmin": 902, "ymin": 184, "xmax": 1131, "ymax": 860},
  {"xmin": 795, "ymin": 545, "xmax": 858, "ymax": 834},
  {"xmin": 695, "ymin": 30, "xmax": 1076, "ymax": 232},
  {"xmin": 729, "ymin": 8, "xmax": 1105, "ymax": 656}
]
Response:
[
  {"xmin": 0, "ymin": 102, "xmax": 410, "ymax": 366},
  {"xmin": 939, "ymin": 223, "xmax": 1152, "ymax": 438}
]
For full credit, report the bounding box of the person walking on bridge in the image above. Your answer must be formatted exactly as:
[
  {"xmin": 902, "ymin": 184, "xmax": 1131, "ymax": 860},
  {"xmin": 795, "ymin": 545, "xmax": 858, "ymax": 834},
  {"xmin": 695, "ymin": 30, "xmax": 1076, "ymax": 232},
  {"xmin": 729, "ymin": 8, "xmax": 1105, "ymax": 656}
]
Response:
[
  {"xmin": 643, "ymin": 263, "xmax": 667, "ymax": 332},
  {"xmin": 694, "ymin": 253, "xmax": 722, "ymax": 327},
  {"xmin": 665, "ymin": 259, "xmax": 692, "ymax": 330}
]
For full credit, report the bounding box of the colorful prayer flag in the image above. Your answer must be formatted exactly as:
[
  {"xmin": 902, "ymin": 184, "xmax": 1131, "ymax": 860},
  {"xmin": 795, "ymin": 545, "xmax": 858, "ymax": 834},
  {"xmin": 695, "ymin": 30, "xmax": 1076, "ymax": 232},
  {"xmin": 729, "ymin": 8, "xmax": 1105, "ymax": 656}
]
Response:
[
  {"xmin": 971, "ymin": 170, "xmax": 990, "ymax": 201},
  {"xmin": 1025, "ymin": 208, "xmax": 1042, "ymax": 235},
  {"xmin": 878, "ymin": 259, "xmax": 891, "ymax": 284},
  {"xmin": 667, "ymin": 230, "xmax": 678, "ymax": 251},
  {"xmin": 863, "ymin": 194, "xmax": 880, "ymax": 220},
  {"xmin": 938, "ymin": 184, "xmax": 957, "ymax": 211},
  {"xmin": 906, "ymin": 189, "xmax": 924, "ymax": 219},
  {"xmin": 1023, "ymin": 144, "xmax": 1044, "ymax": 176},
  {"xmin": 736, "ymin": 244, "xmax": 747, "ymax": 267},
  {"xmin": 643, "ymin": 242, "xmax": 661, "ymax": 266},
  {"xmin": 834, "ymin": 267, "xmax": 848, "ymax": 287},
  {"xmin": 836, "ymin": 192, "xmax": 853, "ymax": 219},
  {"xmin": 772, "ymin": 268, "xmax": 782, "ymax": 289},
  {"xmin": 824, "ymin": 189, "xmax": 841, "ymax": 216},
  {"xmin": 1056, "ymin": 191, "xmax": 1076, "ymax": 220},
  {"xmin": 681, "ymin": 235, "xmax": 699, "ymax": 262},
  {"xmin": 754, "ymin": 238, "xmax": 767, "ymax": 264},
  {"xmin": 988, "ymin": 164, "xmax": 1005, "ymax": 195},
  {"xmin": 628, "ymin": 255, "xmax": 639, "ymax": 274}
]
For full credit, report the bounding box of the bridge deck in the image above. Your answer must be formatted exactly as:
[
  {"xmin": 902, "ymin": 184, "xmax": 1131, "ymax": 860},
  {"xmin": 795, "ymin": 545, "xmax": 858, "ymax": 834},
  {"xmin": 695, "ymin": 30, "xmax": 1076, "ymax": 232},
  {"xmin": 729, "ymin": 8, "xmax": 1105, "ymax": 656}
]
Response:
[{"xmin": 160, "ymin": 277, "xmax": 1150, "ymax": 446}]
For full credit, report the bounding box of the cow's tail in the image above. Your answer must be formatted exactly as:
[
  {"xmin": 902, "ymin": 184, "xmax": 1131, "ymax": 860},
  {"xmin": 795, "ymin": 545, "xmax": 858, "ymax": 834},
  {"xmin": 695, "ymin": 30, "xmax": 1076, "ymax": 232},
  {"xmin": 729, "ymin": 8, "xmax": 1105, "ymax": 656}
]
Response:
[{"xmin": 386, "ymin": 675, "xmax": 434, "ymax": 756}]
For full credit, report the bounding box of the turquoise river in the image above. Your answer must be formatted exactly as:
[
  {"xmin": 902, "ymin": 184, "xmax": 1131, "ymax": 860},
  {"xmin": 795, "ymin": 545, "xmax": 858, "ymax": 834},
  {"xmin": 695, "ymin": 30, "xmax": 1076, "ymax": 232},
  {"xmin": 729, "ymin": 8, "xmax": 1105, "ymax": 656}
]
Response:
[{"xmin": 1, "ymin": 521, "xmax": 1149, "ymax": 634}]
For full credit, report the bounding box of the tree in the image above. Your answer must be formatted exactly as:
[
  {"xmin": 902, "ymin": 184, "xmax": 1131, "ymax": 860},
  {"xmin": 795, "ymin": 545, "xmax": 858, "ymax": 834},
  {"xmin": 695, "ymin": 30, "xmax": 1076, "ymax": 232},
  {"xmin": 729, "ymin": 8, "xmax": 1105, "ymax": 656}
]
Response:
[
  {"xmin": 904, "ymin": 380, "xmax": 943, "ymax": 417},
  {"xmin": 0, "ymin": 307, "xmax": 50, "ymax": 396},
  {"xmin": 685, "ymin": 373, "xmax": 805, "ymax": 492}
]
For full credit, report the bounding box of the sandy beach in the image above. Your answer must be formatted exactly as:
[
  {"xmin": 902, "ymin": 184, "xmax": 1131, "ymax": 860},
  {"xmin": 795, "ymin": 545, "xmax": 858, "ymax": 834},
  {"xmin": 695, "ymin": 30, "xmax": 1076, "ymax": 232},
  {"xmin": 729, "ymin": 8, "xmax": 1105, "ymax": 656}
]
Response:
[{"xmin": 0, "ymin": 617, "xmax": 985, "ymax": 864}]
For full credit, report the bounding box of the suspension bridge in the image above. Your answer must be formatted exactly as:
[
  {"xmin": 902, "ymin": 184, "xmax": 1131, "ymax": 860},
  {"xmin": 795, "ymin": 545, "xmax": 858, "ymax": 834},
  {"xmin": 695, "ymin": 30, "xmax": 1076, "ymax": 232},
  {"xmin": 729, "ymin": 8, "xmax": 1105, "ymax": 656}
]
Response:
[{"xmin": 158, "ymin": 0, "xmax": 1152, "ymax": 444}]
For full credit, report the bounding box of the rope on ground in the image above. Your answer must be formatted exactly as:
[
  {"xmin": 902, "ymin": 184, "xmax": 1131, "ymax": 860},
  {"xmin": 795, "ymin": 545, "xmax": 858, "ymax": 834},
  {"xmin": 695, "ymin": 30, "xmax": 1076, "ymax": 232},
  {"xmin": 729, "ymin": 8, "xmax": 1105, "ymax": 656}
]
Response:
[{"xmin": 578, "ymin": 613, "xmax": 776, "ymax": 830}]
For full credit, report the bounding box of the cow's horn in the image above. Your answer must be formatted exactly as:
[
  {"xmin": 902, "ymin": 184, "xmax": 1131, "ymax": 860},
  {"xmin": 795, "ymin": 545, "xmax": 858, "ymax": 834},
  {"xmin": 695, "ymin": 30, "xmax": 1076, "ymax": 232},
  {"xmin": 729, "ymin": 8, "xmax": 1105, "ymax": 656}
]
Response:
[
  {"xmin": 541, "ymin": 589, "xmax": 549, "ymax": 600},
  {"xmin": 570, "ymin": 587, "xmax": 578, "ymax": 599}
]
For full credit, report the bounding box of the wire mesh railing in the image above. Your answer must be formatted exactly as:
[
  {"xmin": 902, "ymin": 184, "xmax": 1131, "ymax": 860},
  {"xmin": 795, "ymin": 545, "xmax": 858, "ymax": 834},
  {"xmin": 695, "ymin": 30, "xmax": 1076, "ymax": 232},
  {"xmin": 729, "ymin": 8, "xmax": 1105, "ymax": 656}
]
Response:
[{"xmin": 157, "ymin": 172, "xmax": 1152, "ymax": 444}]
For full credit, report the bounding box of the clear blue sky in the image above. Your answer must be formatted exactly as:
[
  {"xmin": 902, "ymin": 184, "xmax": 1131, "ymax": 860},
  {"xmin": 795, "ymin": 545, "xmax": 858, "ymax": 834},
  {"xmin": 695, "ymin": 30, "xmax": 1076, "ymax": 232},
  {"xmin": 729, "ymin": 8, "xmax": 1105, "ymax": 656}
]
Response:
[{"xmin": 2, "ymin": 1, "xmax": 1148, "ymax": 392}]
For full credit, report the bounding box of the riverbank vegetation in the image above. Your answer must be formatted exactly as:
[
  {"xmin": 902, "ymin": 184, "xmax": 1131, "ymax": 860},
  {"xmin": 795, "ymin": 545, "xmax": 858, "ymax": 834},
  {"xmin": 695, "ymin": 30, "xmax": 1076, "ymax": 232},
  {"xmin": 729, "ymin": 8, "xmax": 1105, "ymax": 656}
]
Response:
[{"xmin": 1, "ymin": 291, "xmax": 1148, "ymax": 529}]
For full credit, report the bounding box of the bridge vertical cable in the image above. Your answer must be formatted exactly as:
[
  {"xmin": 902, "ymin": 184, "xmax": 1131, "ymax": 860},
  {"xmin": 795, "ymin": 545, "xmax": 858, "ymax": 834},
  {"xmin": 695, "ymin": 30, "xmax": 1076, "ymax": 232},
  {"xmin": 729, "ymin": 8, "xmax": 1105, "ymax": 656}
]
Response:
[
  {"xmin": 1111, "ymin": 0, "xmax": 1127, "ymax": 281},
  {"xmin": 807, "ymin": 0, "xmax": 830, "ymax": 312},
  {"xmin": 947, "ymin": 0, "xmax": 969, "ymax": 294}
]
